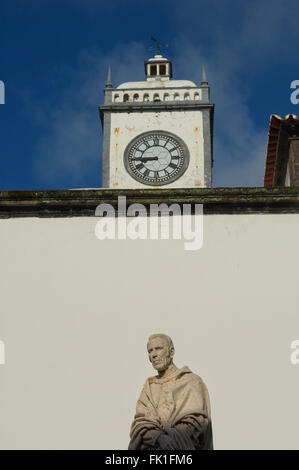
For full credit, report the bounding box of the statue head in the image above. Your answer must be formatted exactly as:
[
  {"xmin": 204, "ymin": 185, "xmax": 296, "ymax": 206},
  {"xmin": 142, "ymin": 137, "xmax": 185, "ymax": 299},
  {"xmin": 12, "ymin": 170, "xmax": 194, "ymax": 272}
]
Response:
[{"xmin": 147, "ymin": 334, "xmax": 175, "ymax": 373}]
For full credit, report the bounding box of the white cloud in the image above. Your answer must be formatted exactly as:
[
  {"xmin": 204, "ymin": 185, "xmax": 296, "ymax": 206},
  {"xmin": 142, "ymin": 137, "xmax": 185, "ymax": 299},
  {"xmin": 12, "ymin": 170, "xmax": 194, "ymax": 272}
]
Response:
[
  {"xmin": 31, "ymin": 42, "xmax": 147, "ymax": 188},
  {"xmin": 170, "ymin": 0, "xmax": 299, "ymax": 186},
  {"xmin": 172, "ymin": 41, "xmax": 266, "ymax": 187}
]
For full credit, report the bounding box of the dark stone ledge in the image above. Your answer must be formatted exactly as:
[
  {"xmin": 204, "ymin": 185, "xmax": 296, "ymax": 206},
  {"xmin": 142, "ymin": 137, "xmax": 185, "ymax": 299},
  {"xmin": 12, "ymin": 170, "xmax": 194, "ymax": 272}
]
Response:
[
  {"xmin": 0, "ymin": 187, "xmax": 299, "ymax": 218},
  {"xmin": 99, "ymin": 102, "xmax": 214, "ymax": 113}
]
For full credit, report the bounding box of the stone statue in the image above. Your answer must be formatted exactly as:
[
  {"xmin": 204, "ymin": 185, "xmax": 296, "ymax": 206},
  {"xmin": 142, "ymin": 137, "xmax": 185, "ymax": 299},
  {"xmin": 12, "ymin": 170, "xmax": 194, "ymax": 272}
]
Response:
[{"xmin": 128, "ymin": 334, "xmax": 213, "ymax": 450}]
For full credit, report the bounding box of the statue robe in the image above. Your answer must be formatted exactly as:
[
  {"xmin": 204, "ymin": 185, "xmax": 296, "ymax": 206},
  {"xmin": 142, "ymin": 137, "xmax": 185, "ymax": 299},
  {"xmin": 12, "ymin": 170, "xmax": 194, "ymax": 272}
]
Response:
[{"xmin": 128, "ymin": 366, "xmax": 213, "ymax": 450}]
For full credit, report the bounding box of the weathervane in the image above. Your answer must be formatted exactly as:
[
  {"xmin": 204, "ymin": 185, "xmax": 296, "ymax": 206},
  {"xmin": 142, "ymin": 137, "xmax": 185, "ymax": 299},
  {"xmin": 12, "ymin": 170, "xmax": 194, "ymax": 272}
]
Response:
[{"xmin": 150, "ymin": 37, "xmax": 168, "ymax": 55}]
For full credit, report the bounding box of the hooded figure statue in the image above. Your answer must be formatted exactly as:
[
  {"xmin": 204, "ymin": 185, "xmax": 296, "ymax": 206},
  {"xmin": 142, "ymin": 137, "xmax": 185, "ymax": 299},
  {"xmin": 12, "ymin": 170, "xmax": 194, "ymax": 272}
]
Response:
[{"xmin": 128, "ymin": 334, "xmax": 213, "ymax": 450}]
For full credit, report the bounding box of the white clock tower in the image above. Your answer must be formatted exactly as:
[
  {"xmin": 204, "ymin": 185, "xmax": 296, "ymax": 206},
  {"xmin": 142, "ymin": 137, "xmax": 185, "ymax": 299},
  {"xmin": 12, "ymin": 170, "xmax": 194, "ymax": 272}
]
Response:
[{"xmin": 99, "ymin": 54, "xmax": 214, "ymax": 188}]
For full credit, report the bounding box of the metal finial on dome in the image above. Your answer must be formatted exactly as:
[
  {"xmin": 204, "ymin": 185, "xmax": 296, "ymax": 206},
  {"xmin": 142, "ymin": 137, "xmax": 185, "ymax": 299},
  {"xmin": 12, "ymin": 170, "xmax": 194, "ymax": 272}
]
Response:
[{"xmin": 149, "ymin": 37, "xmax": 168, "ymax": 56}]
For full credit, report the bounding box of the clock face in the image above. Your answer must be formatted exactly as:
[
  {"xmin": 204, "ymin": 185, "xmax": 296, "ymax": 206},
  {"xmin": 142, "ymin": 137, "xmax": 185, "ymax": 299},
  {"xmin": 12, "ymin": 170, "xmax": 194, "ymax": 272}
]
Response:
[{"xmin": 124, "ymin": 131, "xmax": 189, "ymax": 186}]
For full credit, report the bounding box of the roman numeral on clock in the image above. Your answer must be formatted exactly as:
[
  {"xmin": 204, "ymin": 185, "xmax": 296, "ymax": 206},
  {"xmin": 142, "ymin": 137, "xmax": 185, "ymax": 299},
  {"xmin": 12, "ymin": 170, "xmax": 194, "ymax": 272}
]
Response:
[
  {"xmin": 154, "ymin": 138, "xmax": 159, "ymax": 146},
  {"xmin": 169, "ymin": 162, "xmax": 177, "ymax": 170}
]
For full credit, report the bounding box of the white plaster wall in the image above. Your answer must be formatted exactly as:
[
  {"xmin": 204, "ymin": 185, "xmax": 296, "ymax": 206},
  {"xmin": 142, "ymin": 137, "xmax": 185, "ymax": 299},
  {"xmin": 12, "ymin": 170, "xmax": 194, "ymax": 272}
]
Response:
[
  {"xmin": 0, "ymin": 213, "xmax": 299, "ymax": 450},
  {"xmin": 109, "ymin": 110, "xmax": 204, "ymax": 189}
]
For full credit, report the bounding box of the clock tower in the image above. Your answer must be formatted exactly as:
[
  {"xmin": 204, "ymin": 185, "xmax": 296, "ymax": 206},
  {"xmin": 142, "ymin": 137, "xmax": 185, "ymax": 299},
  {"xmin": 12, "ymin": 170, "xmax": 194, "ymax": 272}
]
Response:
[{"xmin": 99, "ymin": 54, "xmax": 214, "ymax": 188}]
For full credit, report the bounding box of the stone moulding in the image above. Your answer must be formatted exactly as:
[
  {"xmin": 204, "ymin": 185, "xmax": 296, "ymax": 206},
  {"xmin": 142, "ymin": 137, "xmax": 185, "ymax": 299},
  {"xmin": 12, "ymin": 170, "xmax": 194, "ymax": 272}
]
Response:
[{"xmin": 0, "ymin": 187, "xmax": 299, "ymax": 218}]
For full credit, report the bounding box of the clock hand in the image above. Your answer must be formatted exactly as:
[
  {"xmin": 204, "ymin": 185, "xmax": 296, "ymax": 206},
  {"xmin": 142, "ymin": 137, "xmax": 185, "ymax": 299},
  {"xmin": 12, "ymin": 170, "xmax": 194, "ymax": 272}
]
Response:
[{"xmin": 131, "ymin": 157, "xmax": 159, "ymax": 162}]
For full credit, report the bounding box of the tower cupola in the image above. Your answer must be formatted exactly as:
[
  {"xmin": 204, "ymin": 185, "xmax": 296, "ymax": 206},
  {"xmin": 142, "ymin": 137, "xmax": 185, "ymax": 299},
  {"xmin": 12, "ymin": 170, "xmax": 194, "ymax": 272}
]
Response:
[{"xmin": 144, "ymin": 55, "xmax": 172, "ymax": 82}]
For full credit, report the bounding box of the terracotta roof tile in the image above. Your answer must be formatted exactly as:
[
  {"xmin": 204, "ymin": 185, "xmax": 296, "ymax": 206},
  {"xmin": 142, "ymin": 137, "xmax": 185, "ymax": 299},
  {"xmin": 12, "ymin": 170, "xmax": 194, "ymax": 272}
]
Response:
[{"xmin": 264, "ymin": 114, "xmax": 299, "ymax": 187}]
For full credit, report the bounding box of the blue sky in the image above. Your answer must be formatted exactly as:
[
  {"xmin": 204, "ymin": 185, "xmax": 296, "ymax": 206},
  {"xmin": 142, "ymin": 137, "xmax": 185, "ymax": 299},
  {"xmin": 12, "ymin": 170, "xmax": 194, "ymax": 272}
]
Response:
[{"xmin": 0, "ymin": 0, "xmax": 298, "ymax": 190}]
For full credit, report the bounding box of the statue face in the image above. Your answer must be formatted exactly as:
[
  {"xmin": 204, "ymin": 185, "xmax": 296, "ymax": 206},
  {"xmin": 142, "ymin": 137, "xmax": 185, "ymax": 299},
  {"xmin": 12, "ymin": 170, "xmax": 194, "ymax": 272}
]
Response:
[{"xmin": 147, "ymin": 337, "xmax": 173, "ymax": 372}]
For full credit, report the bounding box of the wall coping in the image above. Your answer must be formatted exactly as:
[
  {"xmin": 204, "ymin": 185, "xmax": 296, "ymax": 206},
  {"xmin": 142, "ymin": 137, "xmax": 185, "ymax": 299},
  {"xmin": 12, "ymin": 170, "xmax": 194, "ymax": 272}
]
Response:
[{"xmin": 0, "ymin": 187, "xmax": 298, "ymax": 218}]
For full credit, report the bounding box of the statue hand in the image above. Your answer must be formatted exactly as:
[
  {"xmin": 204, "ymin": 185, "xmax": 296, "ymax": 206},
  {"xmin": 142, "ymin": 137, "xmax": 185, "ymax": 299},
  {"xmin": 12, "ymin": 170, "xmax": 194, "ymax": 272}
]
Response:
[
  {"xmin": 157, "ymin": 433, "xmax": 176, "ymax": 450},
  {"xmin": 142, "ymin": 429, "xmax": 161, "ymax": 447}
]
